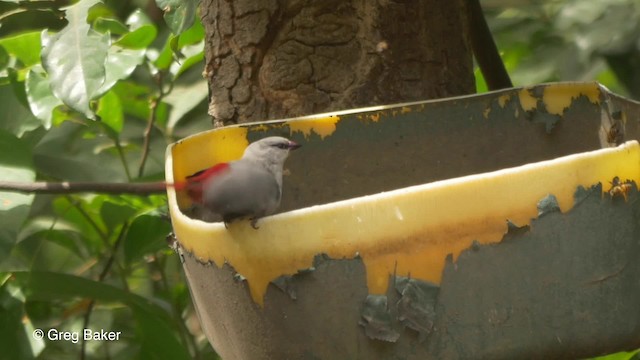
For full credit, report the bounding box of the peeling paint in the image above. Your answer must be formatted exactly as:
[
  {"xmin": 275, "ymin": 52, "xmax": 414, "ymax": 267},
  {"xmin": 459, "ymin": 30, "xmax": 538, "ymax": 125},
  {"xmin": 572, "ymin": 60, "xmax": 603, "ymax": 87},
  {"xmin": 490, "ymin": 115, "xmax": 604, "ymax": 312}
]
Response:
[
  {"xmin": 518, "ymin": 88, "xmax": 538, "ymax": 112},
  {"xmin": 542, "ymin": 82, "xmax": 601, "ymax": 115},
  {"xmin": 502, "ymin": 220, "xmax": 530, "ymax": 243},
  {"xmin": 368, "ymin": 113, "xmax": 381, "ymax": 122},
  {"xmin": 537, "ymin": 194, "xmax": 561, "ymax": 217},
  {"xmin": 359, "ymin": 295, "xmax": 400, "ymax": 342},
  {"xmin": 271, "ymin": 276, "xmax": 297, "ymax": 300},
  {"xmin": 394, "ymin": 277, "xmax": 438, "ymax": 342},
  {"xmin": 181, "ymin": 181, "xmax": 640, "ymax": 359},
  {"xmin": 483, "ymin": 107, "xmax": 491, "ymax": 119},
  {"xmin": 288, "ymin": 117, "xmax": 339, "ymax": 139},
  {"xmin": 166, "ymin": 83, "xmax": 640, "ymax": 307},
  {"xmin": 167, "ymin": 140, "xmax": 640, "ymax": 306},
  {"xmin": 270, "ymin": 256, "xmax": 320, "ymax": 300},
  {"xmin": 498, "ymin": 94, "xmax": 510, "ymax": 108},
  {"xmin": 483, "ymin": 94, "xmax": 514, "ymax": 119},
  {"xmin": 518, "ymin": 83, "xmax": 602, "ymax": 117}
]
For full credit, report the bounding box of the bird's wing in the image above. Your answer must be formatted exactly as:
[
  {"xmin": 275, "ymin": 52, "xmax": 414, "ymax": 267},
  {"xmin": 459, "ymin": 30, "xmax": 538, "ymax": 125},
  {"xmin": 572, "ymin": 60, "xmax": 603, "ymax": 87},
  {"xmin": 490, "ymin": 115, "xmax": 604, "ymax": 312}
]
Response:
[{"xmin": 202, "ymin": 162, "xmax": 281, "ymax": 219}]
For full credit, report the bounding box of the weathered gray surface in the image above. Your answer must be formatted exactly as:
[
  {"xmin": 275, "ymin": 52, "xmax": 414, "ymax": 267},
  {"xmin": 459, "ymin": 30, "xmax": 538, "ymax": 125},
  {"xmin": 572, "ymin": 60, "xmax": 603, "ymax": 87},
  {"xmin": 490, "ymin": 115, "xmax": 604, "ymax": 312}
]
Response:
[
  {"xmin": 181, "ymin": 185, "xmax": 640, "ymax": 359},
  {"xmin": 176, "ymin": 83, "xmax": 640, "ymax": 359},
  {"xmin": 262, "ymin": 84, "xmax": 639, "ymax": 215}
]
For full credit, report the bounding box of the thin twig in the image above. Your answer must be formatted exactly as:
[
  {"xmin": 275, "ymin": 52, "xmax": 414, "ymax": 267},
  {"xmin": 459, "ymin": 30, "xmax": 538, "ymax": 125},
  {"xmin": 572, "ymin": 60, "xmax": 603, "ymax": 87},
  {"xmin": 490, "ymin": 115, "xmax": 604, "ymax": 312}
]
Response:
[
  {"xmin": 114, "ymin": 138, "xmax": 132, "ymax": 181},
  {"xmin": 138, "ymin": 98, "xmax": 160, "ymax": 178},
  {"xmin": 138, "ymin": 72, "xmax": 173, "ymax": 178},
  {"xmin": 80, "ymin": 222, "xmax": 130, "ymax": 360},
  {"xmin": 0, "ymin": 181, "xmax": 172, "ymax": 194},
  {"xmin": 65, "ymin": 195, "xmax": 109, "ymax": 245}
]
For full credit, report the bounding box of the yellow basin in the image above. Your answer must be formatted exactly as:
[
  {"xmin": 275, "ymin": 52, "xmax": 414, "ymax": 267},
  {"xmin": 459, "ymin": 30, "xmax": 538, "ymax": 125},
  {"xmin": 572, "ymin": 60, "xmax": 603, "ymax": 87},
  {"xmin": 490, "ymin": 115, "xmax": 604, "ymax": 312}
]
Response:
[{"xmin": 166, "ymin": 82, "xmax": 640, "ymax": 359}]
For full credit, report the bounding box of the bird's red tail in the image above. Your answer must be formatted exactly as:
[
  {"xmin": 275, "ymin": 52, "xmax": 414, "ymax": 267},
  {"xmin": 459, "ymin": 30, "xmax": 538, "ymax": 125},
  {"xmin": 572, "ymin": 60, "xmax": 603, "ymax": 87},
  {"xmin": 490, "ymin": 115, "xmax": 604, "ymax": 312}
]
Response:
[{"xmin": 170, "ymin": 163, "xmax": 231, "ymax": 203}]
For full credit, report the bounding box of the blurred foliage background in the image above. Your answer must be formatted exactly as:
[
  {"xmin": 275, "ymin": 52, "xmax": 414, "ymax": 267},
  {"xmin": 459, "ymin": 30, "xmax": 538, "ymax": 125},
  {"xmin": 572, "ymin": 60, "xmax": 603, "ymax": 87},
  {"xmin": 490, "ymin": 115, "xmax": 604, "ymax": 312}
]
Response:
[
  {"xmin": 478, "ymin": 0, "xmax": 640, "ymax": 99},
  {"xmin": 0, "ymin": 0, "xmax": 638, "ymax": 359}
]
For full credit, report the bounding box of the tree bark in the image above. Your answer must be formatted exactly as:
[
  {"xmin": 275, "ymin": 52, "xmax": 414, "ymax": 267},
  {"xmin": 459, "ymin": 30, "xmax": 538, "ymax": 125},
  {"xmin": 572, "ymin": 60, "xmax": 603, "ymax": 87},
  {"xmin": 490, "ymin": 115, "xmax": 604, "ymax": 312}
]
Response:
[{"xmin": 200, "ymin": 0, "xmax": 475, "ymax": 127}]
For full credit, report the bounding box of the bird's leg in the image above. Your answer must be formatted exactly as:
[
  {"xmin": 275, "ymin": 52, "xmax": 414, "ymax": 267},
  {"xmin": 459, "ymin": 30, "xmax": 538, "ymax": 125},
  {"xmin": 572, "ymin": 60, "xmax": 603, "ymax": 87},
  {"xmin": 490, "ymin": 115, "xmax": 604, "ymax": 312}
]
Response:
[
  {"xmin": 250, "ymin": 218, "xmax": 260, "ymax": 229},
  {"xmin": 222, "ymin": 214, "xmax": 237, "ymax": 229}
]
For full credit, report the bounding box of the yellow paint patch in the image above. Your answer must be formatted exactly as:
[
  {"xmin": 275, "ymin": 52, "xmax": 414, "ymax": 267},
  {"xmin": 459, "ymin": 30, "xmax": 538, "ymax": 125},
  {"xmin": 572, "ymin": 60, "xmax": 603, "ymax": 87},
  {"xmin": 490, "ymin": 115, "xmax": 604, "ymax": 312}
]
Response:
[
  {"xmin": 368, "ymin": 113, "xmax": 381, "ymax": 122},
  {"xmin": 518, "ymin": 88, "xmax": 538, "ymax": 112},
  {"xmin": 542, "ymin": 82, "xmax": 601, "ymax": 115},
  {"xmin": 483, "ymin": 107, "xmax": 491, "ymax": 119},
  {"xmin": 167, "ymin": 135, "xmax": 640, "ymax": 306},
  {"xmin": 251, "ymin": 124, "xmax": 280, "ymax": 133},
  {"xmin": 288, "ymin": 116, "xmax": 339, "ymax": 139},
  {"xmin": 498, "ymin": 94, "xmax": 510, "ymax": 108}
]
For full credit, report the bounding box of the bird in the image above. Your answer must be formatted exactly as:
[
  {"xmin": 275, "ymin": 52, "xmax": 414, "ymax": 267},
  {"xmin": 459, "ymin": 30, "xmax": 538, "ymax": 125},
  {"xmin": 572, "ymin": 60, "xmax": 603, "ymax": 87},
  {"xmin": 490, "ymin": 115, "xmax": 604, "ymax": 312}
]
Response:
[{"xmin": 180, "ymin": 136, "xmax": 301, "ymax": 228}]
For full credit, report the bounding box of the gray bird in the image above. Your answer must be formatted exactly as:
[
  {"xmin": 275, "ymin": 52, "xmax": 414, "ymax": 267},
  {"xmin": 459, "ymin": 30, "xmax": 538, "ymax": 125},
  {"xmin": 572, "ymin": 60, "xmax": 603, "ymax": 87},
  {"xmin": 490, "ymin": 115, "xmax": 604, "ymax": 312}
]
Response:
[{"xmin": 182, "ymin": 136, "xmax": 301, "ymax": 228}]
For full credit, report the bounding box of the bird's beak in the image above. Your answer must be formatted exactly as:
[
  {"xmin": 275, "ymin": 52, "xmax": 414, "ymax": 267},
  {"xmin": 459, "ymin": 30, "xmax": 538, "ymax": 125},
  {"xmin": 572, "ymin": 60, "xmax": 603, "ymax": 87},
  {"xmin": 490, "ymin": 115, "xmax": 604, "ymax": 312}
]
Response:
[{"xmin": 288, "ymin": 141, "xmax": 302, "ymax": 150}]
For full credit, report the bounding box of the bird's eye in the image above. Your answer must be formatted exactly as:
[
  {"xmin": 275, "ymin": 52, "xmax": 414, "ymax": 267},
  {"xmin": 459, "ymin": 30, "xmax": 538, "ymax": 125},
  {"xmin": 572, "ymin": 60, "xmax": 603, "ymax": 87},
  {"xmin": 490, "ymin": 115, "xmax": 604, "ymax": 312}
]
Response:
[{"xmin": 273, "ymin": 143, "xmax": 288, "ymax": 149}]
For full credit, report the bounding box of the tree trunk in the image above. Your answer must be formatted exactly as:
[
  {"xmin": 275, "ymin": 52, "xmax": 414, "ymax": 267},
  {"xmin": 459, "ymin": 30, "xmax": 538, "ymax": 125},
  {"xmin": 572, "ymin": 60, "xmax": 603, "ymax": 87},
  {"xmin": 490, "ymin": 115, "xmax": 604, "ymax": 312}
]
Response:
[{"xmin": 200, "ymin": 0, "xmax": 475, "ymax": 127}]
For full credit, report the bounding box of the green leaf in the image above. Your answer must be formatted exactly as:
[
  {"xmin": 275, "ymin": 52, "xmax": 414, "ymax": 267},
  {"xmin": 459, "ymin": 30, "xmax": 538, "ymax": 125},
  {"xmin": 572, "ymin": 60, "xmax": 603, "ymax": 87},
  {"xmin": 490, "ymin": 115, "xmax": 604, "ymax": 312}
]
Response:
[
  {"xmin": 590, "ymin": 349, "xmax": 640, "ymax": 360},
  {"xmin": 0, "ymin": 281, "xmax": 45, "ymax": 360},
  {"xmin": 115, "ymin": 24, "xmax": 157, "ymax": 49},
  {"xmin": 97, "ymin": 89, "xmax": 123, "ymax": 133},
  {"xmin": 124, "ymin": 213, "xmax": 172, "ymax": 264},
  {"xmin": 0, "ymin": 31, "xmax": 42, "ymax": 67},
  {"xmin": 11, "ymin": 271, "xmax": 172, "ymax": 321},
  {"xmin": 176, "ymin": 18, "xmax": 204, "ymax": 47},
  {"xmin": 135, "ymin": 306, "xmax": 191, "ymax": 360},
  {"xmin": 173, "ymin": 45, "xmax": 203, "ymax": 78},
  {"xmin": 474, "ymin": 67, "xmax": 488, "ymax": 93},
  {"xmin": 98, "ymin": 45, "xmax": 145, "ymax": 96},
  {"xmin": 93, "ymin": 17, "xmax": 129, "ymax": 35},
  {"xmin": 165, "ymin": 78, "xmax": 208, "ymax": 132},
  {"xmin": 162, "ymin": 13, "xmax": 204, "ymax": 62},
  {"xmin": 169, "ymin": 34, "xmax": 183, "ymax": 58},
  {"xmin": 154, "ymin": 35, "xmax": 176, "ymax": 70},
  {"xmin": 14, "ymin": 271, "xmax": 192, "ymax": 358},
  {"xmin": 112, "ymin": 81, "xmax": 151, "ymax": 120},
  {"xmin": 156, "ymin": 0, "xmax": 199, "ymax": 35},
  {"xmin": 11, "ymin": 222, "xmax": 86, "ymax": 272},
  {"xmin": 41, "ymin": 0, "xmax": 109, "ymax": 119},
  {"xmin": 0, "ymin": 46, "xmax": 9, "ymax": 71},
  {"xmin": 25, "ymin": 67, "xmax": 63, "ymax": 129},
  {"xmin": 50, "ymin": 106, "xmax": 73, "ymax": 127},
  {"xmin": 126, "ymin": 9, "xmax": 153, "ymax": 30},
  {"xmin": 0, "ymin": 84, "xmax": 42, "ymax": 137},
  {"xmin": 50, "ymin": 197, "xmax": 105, "ymax": 253},
  {"xmin": 34, "ymin": 122, "xmax": 129, "ymax": 181},
  {"xmin": 0, "ymin": 130, "xmax": 35, "ymax": 265},
  {"xmin": 100, "ymin": 199, "xmax": 137, "ymax": 231}
]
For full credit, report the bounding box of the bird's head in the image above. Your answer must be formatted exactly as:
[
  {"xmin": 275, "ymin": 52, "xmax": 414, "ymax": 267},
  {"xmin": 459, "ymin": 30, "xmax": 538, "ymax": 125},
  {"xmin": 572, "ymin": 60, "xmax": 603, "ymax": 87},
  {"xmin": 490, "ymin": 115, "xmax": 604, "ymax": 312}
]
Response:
[{"xmin": 243, "ymin": 136, "xmax": 301, "ymax": 167}]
